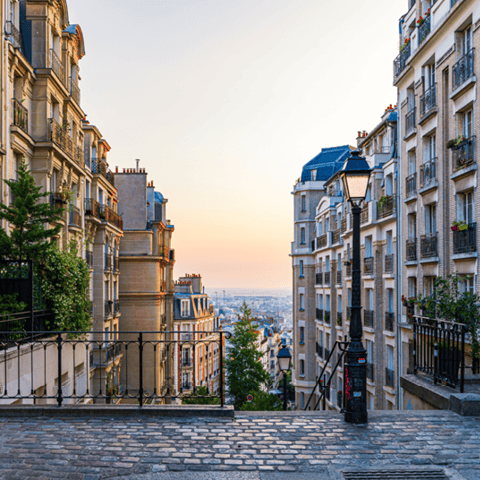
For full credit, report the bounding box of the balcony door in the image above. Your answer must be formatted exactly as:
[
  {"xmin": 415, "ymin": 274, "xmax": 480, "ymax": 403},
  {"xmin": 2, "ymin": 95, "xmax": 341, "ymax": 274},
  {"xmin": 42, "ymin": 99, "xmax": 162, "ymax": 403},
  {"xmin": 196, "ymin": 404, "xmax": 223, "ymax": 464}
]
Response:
[
  {"xmin": 425, "ymin": 204, "xmax": 436, "ymax": 234},
  {"xmin": 408, "ymin": 213, "xmax": 416, "ymax": 239},
  {"xmin": 462, "ymin": 26, "xmax": 472, "ymax": 56},
  {"xmin": 457, "ymin": 191, "xmax": 474, "ymax": 224}
]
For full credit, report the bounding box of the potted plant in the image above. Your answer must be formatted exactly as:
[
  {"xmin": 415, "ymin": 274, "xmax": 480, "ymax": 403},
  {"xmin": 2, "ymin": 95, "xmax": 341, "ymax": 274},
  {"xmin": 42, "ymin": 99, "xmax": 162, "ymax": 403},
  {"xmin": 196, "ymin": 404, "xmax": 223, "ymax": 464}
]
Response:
[
  {"xmin": 400, "ymin": 37, "xmax": 411, "ymax": 53},
  {"xmin": 452, "ymin": 220, "xmax": 468, "ymax": 231},
  {"xmin": 417, "ymin": 16, "xmax": 425, "ymax": 26},
  {"xmin": 377, "ymin": 195, "xmax": 389, "ymax": 211}
]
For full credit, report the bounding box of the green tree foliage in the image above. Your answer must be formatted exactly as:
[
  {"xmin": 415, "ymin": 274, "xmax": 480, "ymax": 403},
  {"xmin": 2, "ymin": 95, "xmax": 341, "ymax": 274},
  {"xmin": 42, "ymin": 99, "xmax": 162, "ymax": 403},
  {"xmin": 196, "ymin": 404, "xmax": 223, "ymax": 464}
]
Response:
[
  {"xmin": 225, "ymin": 302, "xmax": 270, "ymax": 408},
  {"xmin": 238, "ymin": 390, "xmax": 282, "ymax": 411},
  {"xmin": 181, "ymin": 385, "xmax": 220, "ymax": 405},
  {"xmin": 0, "ymin": 159, "xmax": 63, "ymax": 263}
]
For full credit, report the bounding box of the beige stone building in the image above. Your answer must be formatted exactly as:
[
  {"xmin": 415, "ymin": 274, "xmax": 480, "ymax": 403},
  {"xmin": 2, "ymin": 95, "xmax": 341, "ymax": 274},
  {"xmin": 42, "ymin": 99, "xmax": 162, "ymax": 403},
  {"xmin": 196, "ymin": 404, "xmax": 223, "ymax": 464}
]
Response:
[
  {"xmin": 395, "ymin": 0, "xmax": 480, "ymax": 407},
  {"xmin": 173, "ymin": 274, "xmax": 221, "ymax": 400}
]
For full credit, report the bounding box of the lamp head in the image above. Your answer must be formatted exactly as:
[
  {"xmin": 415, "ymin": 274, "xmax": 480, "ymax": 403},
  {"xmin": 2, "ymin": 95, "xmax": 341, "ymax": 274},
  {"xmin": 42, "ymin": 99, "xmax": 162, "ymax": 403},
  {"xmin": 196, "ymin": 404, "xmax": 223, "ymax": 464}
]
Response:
[{"xmin": 340, "ymin": 149, "xmax": 372, "ymax": 206}]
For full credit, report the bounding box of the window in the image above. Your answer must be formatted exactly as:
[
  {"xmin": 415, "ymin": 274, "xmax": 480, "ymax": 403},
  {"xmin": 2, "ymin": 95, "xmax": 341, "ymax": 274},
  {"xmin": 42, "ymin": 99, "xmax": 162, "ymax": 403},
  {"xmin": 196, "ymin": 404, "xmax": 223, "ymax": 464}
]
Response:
[
  {"xmin": 424, "ymin": 62, "xmax": 435, "ymax": 89},
  {"xmin": 408, "ymin": 213, "xmax": 416, "ymax": 239},
  {"xmin": 367, "ymin": 289, "xmax": 374, "ymax": 310},
  {"xmin": 424, "ymin": 134, "xmax": 436, "ymax": 162},
  {"xmin": 425, "ymin": 204, "xmax": 437, "ymax": 234},
  {"xmin": 299, "ymin": 294, "xmax": 304, "ymax": 311},
  {"xmin": 365, "ymin": 236, "xmax": 373, "ymax": 257},
  {"xmin": 300, "ymin": 392, "xmax": 305, "ymax": 409},
  {"xmin": 459, "ymin": 275, "xmax": 475, "ymax": 294},
  {"xmin": 318, "ymin": 221, "xmax": 322, "ymax": 235},
  {"xmin": 424, "ymin": 276, "xmax": 436, "ymax": 296},
  {"xmin": 366, "ymin": 340, "xmax": 374, "ymax": 365},
  {"xmin": 387, "ymin": 345, "xmax": 394, "ymax": 371},
  {"xmin": 326, "ymin": 294, "xmax": 330, "ymax": 312},
  {"xmin": 317, "ymin": 294, "xmax": 323, "ymax": 309},
  {"xmin": 301, "ymin": 195, "xmax": 306, "ymax": 212},
  {"xmin": 408, "ymin": 149, "xmax": 416, "ymax": 175},
  {"xmin": 299, "ymin": 260, "xmax": 304, "ymax": 277},
  {"xmin": 462, "ymin": 26, "xmax": 472, "ymax": 56},
  {"xmin": 299, "ymin": 327, "xmax": 304, "ymax": 344},
  {"xmin": 300, "ymin": 359, "xmax": 305, "ymax": 376},
  {"xmin": 337, "ymin": 253, "xmax": 342, "ymax": 271},
  {"xmin": 386, "ymin": 174, "xmax": 393, "ymax": 196},
  {"xmin": 325, "ymin": 256, "xmax": 330, "ymax": 272},
  {"xmin": 386, "ymin": 231, "xmax": 393, "ymax": 255},
  {"xmin": 408, "ymin": 277, "xmax": 417, "ymax": 298},
  {"xmin": 457, "ymin": 191, "xmax": 474, "ymax": 224},
  {"xmin": 387, "ymin": 289, "xmax": 394, "ymax": 313},
  {"xmin": 181, "ymin": 299, "xmax": 189, "ymax": 317},
  {"xmin": 300, "ymin": 228, "xmax": 305, "ymax": 245},
  {"xmin": 337, "ymin": 295, "xmax": 342, "ymax": 313},
  {"xmin": 319, "ymin": 330, "xmax": 324, "ymax": 348}
]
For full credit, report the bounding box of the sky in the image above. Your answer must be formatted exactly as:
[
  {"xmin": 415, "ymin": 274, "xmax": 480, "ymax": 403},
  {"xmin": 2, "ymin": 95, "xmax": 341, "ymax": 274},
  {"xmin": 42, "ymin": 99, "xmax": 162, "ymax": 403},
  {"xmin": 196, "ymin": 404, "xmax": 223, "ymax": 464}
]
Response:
[{"xmin": 68, "ymin": 0, "xmax": 406, "ymax": 290}]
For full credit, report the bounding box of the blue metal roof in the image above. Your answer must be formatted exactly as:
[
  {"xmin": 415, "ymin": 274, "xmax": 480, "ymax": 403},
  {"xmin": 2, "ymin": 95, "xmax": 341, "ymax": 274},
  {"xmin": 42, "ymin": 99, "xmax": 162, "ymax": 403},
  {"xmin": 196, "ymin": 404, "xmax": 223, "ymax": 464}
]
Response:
[
  {"xmin": 154, "ymin": 191, "xmax": 164, "ymax": 203},
  {"xmin": 301, "ymin": 145, "xmax": 352, "ymax": 182}
]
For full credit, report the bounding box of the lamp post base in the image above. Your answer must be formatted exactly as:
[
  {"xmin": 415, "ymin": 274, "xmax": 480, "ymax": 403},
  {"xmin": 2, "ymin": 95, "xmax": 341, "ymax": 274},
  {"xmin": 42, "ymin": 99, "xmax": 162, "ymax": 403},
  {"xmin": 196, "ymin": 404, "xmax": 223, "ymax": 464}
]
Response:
[{"xmin": 344, "ymin": 344, "xmax": 368, "ymax": 425}]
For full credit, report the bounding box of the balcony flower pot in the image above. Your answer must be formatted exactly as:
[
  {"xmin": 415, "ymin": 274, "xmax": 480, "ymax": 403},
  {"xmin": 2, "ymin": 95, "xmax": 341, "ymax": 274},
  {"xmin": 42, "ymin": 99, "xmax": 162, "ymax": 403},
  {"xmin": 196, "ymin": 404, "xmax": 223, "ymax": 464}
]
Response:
[
  {"xmin": 451, "ymin": 226, "xmax": 458, "ymax": 231},
  {"xmin": 458, "ymin": 224, "xmax": 468, "ymax": 231}
]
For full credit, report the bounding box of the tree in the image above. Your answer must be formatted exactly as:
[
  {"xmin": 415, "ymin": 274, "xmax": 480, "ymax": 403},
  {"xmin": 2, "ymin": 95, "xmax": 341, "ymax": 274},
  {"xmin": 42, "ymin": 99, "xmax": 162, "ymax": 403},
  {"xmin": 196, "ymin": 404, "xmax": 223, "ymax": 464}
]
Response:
[
  {"xmin": 0, "ymin": 159, "xmax": 63, "ymax": 263},
  {"xmin": 181, "ymin": 385, "xmax": 220, "ymax": 405},
  {"xmin": 238, "ymin": 390, "xmax": 282, "ymax": 411},
  {"xmin": 225, "ymin": 302, "xmax": 270, "ymax": 408}
]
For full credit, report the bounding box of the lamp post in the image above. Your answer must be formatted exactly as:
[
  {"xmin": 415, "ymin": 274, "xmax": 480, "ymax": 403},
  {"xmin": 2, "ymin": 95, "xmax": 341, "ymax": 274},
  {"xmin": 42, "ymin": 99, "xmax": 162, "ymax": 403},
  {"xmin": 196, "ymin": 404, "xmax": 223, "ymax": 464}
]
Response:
[
  {"xmin": 339, "ymin": 149, "xmax": 372, "ymax": 424},
  {"xmin": 277, "ymin": 344, "xmax": 292, "ymax": 411}
]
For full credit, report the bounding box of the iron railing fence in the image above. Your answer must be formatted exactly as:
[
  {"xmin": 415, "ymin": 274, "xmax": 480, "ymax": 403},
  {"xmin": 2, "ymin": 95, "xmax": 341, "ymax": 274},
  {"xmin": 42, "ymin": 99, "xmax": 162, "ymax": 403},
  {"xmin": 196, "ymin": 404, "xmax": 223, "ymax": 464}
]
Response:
[
  {"xmin": 49, "ymin": 118, "xmax": 84, "ymax": 166},
  {"xmin": 394, "ymin": 41, "xmax": 411, "ymax": 81},
  {"xmin": 315, "ymin": 272, "xmax": 323, "ymax": 285},
  {"xmin": 113, "ymin": 256, "xmax": 120, "ymax": 272},
  {"xmin": 385, "ymin": 368, "xmax": 395, "ymax": 388},
  {"xmin": 405, "ymin": 107, "xmax": 416, "ymax": 135},
  {"xmin": 50, "ymin": 49, "xmax": 65, "ymax": 85},
  {"xmin": 99, "ymin": 204, "xmax": 123, "ymax": 230},
  {"xmin": 341, "ymin": 218, "xmax": 347, "ymax": 233},
  {"xmin": 366, "ymin": 362, "xmax": 374, "ymax": 381},
  {"xmin": 70, "ymin": 77, "xmax": 80, "ymax": 104},
  {"xmin": 315, "ymin": 342, "xmax": 323, "ymax": 358},
  {"xmin": 317, "ymin": 234, "xmax": 327, "ymax": 249},
  {"xmin": 104, "ymin": 253, "xmax": 113, "ymax": 270},
  {"xmin": 412, "ymin": 315, "xmax": 467, "ymax": 391},
  {"xmin": 0, "ymin": 330, "xmax": 230, "ymax": 406},
  {"xmin": 377, "ymin": 195, "xmax": 396, "ymax": 219},
  {"xmin": 0, "ymin": 310, "xmax": 54, "ymax": 343},
  {"xmin": 452, "ymin": 136, "xmax": 475, "ymax": 172},
  {"xmin": 113, "ymin": 300, "xmax": 120, "ymax": 315},
  {"xmin": 346, "ymin": 263, "xmax": 352, "ymax": 277},
  {"xmin": 104, "ymin": 300, "xmax": 113, "ymax": 318},
  {"xmin": 420, "ymin": 232, "xmax": 438, "ymax": 258},
  {"xmin": 346, "ymin": 307, "xmax": 352, "ymax": 322},
  {"xmin": 406, "ymin": 238, "xmax": 417, "ymax": 261},
  {"xmin": 406, "ymin": 172, "xmax": 416, "ymax": 197},
  {"xmin": 364, "ymin": 310, "xmax": 374, "ymax": 328},
  {"xmin": 336, "ymin": 270, "xmax": 342, "ymax": 285},
  {"xmin": 453, "ymin": 223, "xmax": 476, "ymax": 254},
  {"xmin": 316, "ymin": 308, "xmax": 323, "ymax": 321},
  {"xmin": 324, "ymin": 272, "xmax": 331, "ymax": 285},
  {"xmin": 324, "ymin": 311, "xmax": 331, "ymax": 325},
  {"xmin": 385, "ymin": 254, "xmax": 394, "ymax": 274},
  {"xmin": 419, "ymin": 157, "xmax": 437, "ymax": 188},
  {"xmin": 453, "ymin": 48, "xmax": 474, "ymax": 91},
  {"xmin": 336, "ymin": 312, "xmax": 342, "ymax": 327},
  {"xmin": 364, "ymin": 257, "xmax": 374, "ymax": 275},
  {"xmin": 332, "ymin": 229, "xmax": 341, "ymax": 244},
  {"xmin": 13, "ymin": 98, "xmax": 28, "ymax": 133},
  {"xmin": 85, "ymin": 198, "xmax": 100, "ymax": 217},
  {"xmin": 385, "ymin": 312, "xmax": 395, "ymax": 332},
  {"xmin": 85, "ymin": 251, "xmax": 93, "ymax": 268},
  {"xmin": 420, "ymin": 83, "xmax": 436, "ymax": 117},
  {"xmin": 360, "ymin": 205, "xmax": 368, "ymax": 224},
  {"xmin": 418, "ymin": 15, "xmax": 431, "ymax": 44}
]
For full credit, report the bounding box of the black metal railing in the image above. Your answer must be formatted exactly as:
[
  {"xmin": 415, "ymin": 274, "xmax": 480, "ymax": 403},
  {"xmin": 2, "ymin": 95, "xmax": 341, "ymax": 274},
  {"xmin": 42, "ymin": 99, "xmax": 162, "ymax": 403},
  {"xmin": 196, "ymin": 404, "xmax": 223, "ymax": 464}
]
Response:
[
  {"xmin": 420, "ymin": 233, "xmax": 438, "ymax": 258},
  {"xmin": 385, "ymin": 254, "xmax": 394, "ymax": 274},
  {"xmin": 341, "ymin": 218, "xmax": 347, "ymax": 233},
  {"xmin": 346, "ymin": 263, "xmax": 352, "ymax": 277},
  {"xmin": 182, "ymin": 358, "xmax": 192, "ymax": 367},
  {"xmin": 99, "ymin": 204, "xmax": 123, "ymax": 230},
  {"xmin": 113, "ymin": 256, "xmax": 119, "ymax": 272},
  {"xmin": 13, "ymin": 98, "xmax": 28, "ymax": 133},
  {"xmin": 0, "ymin": 329, "xmax": 229, "ymax": 406},
  {"xmin": 364, "ymin": 257, "xmax": 374, "ymax": 275},
  {"xmin": 336, "ymin": 312, "xmax": 342, "ymax": 327},
  {"xmin": 406, "ymin": 238, "xmax": 417, "ymax": 261},
  {"xmin": 360, "ymin": 205, "xmax": 368, "ymax": 224},
  {"xmin": 92, "ymin": 158, "xmax": 108, "ymax": 176},
  {"xmin": 332, "ymin": 229, "xmax": 340, "ymax": 244},
  {"xmin": 385, "ymin": 368, "xmax": 395, "ymax": 388},
  {"xmin": 324, "ymin": 272, "xmax": 330, "ymax": 285},
  {"xmin": 324, "ymin": 347, "xmax": 330, "ymax": 359},
  {"xmin": 364, "ymin": 310, "xmax": 374, "ymax": 328},
  {"xmin": 324, "ymin": 311, "xmax": 330, "ymax": 325},
  {"xmin": 70, "ymin": 77, "xmax": 80, "ymax": 104},
  {"xmin": 50, "ymin": 49, "xmax": 65, "ymax": 84},
  {"xmin": 377, "ymin": 195, "xmax": 395, "ymax": 218},
  {"xmin": 85, "ymin": 198, "xmax": 100, "ymax": 217},
  {"xmin": 347, "ymin": 307, "xmax": 351, "ymax": 322},
  {"xmin": 453, "ymin": 223, "xmax": 476, "ymax": 254},
  {"xmin": 405, "ymin": 107, "xmax": 416, "ymax": 135},
  {"xmin": 394, "ymin": 41, "xmax": 411, "ymax": 81},
  {"xmin": 316, "ymin": 308, "xmax": 323, "ymax": 321},
  {"xmin": 113, "ymin": 299, "xmax": 120, "ymax": 315},
  {"xmin": 104, "ymin": 300, "xmax": 113, "ymax": 318},
  {"xmin": 418, "ymin": 15, "xmax": 431, "ymax": 44},
  {"xmin": 453, "ymin": 48, "xmax": 474, "ymax": 91},
  {"xmin": 366, "ymin": 362, "xmax": 374, "ymax": 381},
  {"xmin": 316, "ymin": 273, "xmax": 323, "ymax": 285},
  {"xmin": 49, "ymin": 118, "xmax": 84, "ymax": 166},
  {"xmin": 385, "ymin": 312, "xmax": 395, "ymax": 332},
  {"xmin": 452, "ymin": 136, "xmax": 475, "ymax": 172},
  {"xmin": 419, "ymin": 157, "xmax": 437, "ymax": 188},
  {"xmin": 336, "ymin": 270, "xmax": 342, "ymax": 284},
  {"xmin": 316, "ymin": 342, "xmax": 323, "ymax": 358},
  {"xmin": 413, "ymin": 315, "xmax": 467, "ymax": 391},
  {"xmin": 104, "ymin": 253, "xmax": 113, "ymax": 270},
  {"xmin": 85, "ymin": 251, "xmax": 93, "ymax": 268},
  {"xmin": 420, "ymin": 83, "xmax": 436, "ymax": 116},
  {"xmin": 406, "ymin": 172, "xmax": 416, "ymax": 197},
  {"xmin": 69, "ymin": 206, "xmax": 81, "ymax": 228},
  {"xmin": 317, "ymin": 234, "xmax": 327, "ymax": 249},
  {"xmin": 0, "ymin": 310, "xmax": 54, "ymax": 343}
]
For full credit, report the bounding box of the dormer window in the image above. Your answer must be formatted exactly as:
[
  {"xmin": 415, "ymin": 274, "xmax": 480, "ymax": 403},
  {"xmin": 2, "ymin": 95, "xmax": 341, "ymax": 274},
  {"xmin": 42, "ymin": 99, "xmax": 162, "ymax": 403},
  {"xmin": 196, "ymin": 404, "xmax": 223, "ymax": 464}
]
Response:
[{"xmin": 181, "ymin": 299, "xmax": 189, "ymax": 317}]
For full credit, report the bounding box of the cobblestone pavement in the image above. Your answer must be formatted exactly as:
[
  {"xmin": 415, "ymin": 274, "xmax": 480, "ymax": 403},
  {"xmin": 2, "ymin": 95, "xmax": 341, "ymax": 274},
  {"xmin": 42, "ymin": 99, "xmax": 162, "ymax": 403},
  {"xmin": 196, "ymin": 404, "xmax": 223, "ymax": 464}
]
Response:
[{"xmin": 0, "ymin": 410, "xmax": 479, "ymax": 479}]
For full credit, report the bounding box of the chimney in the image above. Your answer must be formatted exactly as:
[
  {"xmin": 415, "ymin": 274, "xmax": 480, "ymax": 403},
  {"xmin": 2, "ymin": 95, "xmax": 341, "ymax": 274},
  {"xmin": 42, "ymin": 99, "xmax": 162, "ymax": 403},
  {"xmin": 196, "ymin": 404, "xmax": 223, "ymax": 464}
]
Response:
[{"xmin": 136, "ymin": 159, "xmax": 140, "ymax": 173}]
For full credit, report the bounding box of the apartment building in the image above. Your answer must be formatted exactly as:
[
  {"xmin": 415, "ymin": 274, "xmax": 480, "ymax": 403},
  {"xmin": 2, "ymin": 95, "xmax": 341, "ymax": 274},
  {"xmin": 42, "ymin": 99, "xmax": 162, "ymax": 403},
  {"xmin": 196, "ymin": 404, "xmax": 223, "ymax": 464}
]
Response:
[
  {"xmin": 394, "ymin": 0, "xmax": 480, "ymax": 399},
  {"xmin": 291, "ymin": 145, "xmax": 352, "ymax": 409},
  {"xmin": 173, "ymin": 274, "xmax": 221, "ymax": 400},
  {"xmin": 258, "ymin": 325, "xmax": 283, "ymax": 391}
]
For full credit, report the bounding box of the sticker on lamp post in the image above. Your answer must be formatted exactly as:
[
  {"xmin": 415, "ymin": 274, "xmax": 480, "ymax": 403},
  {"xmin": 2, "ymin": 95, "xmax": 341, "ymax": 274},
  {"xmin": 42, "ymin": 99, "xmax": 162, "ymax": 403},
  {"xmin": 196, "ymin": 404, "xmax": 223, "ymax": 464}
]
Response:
[
  {"xmin": 354, "ymin": 392, "xmax": 362, "ymax": 397},
  {"xmin": 247, "ymin": 394, "xmax": 253, "ymax": 403}
]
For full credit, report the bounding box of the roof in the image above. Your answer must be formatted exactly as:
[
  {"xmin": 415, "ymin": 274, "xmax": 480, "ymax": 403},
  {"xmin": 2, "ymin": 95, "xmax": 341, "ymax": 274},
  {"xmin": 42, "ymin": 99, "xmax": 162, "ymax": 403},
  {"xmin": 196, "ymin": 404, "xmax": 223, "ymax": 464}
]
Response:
[
  {"xmin": 154, "ymin": 191, "xmax": 164, "ymax": 204},
  {"xmin": 301, "ymin": 145, "xmax": 353, "ymax": 182}
]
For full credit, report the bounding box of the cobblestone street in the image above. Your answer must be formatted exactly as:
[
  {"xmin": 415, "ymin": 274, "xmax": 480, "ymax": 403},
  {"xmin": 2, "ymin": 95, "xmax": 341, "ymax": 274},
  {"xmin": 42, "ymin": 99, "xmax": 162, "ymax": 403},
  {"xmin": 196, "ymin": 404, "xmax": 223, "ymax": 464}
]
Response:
[{"xmin": 0, "ymin": 410, "xmax": 479, "ymax": 480}]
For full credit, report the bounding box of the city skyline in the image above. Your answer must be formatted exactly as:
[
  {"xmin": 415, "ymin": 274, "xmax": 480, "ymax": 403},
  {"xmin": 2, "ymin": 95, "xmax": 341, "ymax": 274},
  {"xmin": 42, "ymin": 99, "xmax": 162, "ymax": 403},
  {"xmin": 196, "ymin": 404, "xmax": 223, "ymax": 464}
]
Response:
[{"xmin": 68, "ymin": 0, "xmax": 406, "ymax": 288}]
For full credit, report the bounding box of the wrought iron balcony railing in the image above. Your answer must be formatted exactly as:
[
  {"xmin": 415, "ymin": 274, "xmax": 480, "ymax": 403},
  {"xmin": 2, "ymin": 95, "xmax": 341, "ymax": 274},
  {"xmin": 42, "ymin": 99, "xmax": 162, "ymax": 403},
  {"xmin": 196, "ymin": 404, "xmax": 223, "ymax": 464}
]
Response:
[
  {"xmin": 90, "ymin": 343, "xmax": 122, "ymax": 367},
  {"xmin": 406, "ymin": 172, "xmax": 416, "ymax": 197},
  {"xmin": 419, "ymin": 157, "xmax": 437, "ymax": 188},
  {"xmin": 418, "ymin": 15, "xmax": 431, "ymax": 44},
  {"xmin": 452, "ymin": 136, "xmax": 475, "ymax": 172},
  {"xmin": 360, "ymin": 205, "xmax": 369, "ymax": 224},
  {"xmin": 85, "ymin": 251, "xmax": 93, "ymax": 268},
  {"xmin": 324, "ymin": 311, "xmax": 330, "ymax": 325},
  {"xmin": 364, "ymin": 310, "xmax": 374, "ymax": 328},
  {"xmin": 385, "ymin": 312, "xmax": 395, "ymax": 332},
  {"xmin": 453, "ymin": 48, "xmax": 474, "ymax": 91},
  {"xmin": 315, "ymin": 273, "xmax": 323, "ymax": 286},
  {"xmin": 50, "ymin": 49, "xmax": 65, "ymax": 85},
  {"xmin": 316, "ymin": 342, "xmax": 323, "ymax": 358},
  {"xmin": 406, "ymin": 238, "xmax": 417, "ymax": 261},
  {"xmin": 13, "ymin": 98, "xmax": 28, "ymax": 134},
  {"xmin": 99, "ymin": 204, "xmax": 123, "ymax": 230},
  {"xmin": 420, "ymin": 83, "xmax": 436, "ymax": 116},
  {"xmin": 420, "ymin": 232, "xmax": 438, "ymax": 258},
  {"xmin": 85, "ymin": 198, "xmax": 100, "ymax": 218},
  {"xmin": 453, "ymin": 223, "xmax": 476, "ymax": 254},
  {"xmin": 364, "ymin": 257, "xmax": 374, "ymax": 275},
  {"xmin": 405, "ymin": 107, "xmax": 416, "ymax": 136},
  {"xmin": 316, "ymin": 308, "xmax": 323, "ymax": 321},
  {"xmin": 394, "ymin": 41, "xmax": 411, "ymax": 81},
  {"xmin": 105, "ymin": 253, "xmax": 113, "ymax": 270},
  {"xmin": 113, "ymin": 256, "xmax": 119, "ymax": 272},
  {"xmin": 385, "ymin": 367, "xmax": 395, "ymax": 388},
  {"xmin": 377, "ymin": 195, "xmax": 395, "ymax": 219},
  {"xmin": 347, "ymin": 307, "xmax": 351, "ymax": 322},
  {"xmin": 324, "ymin": 272, "xmax": 330, "ymax": 285},
  {"xmin": 317, "ymin": 234, "xmax": 327, "ymax": 249},
  {"xmin": 385, "ymin": 254, "xmax": 394, "ymax": 274},
  {"xmin": 341, "ymin": 218, "xmax": 347, "ymax": 233},
  {"xmin": 366, "ymin": 362, "xmax": 374, "ymax": 381},
  {"xmin": 49, "ymin": 118, "xmax": 84, "ymax": 166},
  {"xmin": 104, "ymin": 300, "xmax": 113, "ymax": 318},
  {"xmin": 332, "ymin": 229, "xmax": 340, "ymax": 244},
  {"xmin": 336, "ymin": 312, "xmax": 342, "ymax": 327},
  {"xmin": 346, "ymin": 263, "xmax": 352, "ymax": 277},
  {"xmin": 336, "ymin": 270, "xmax": 342, "ymax": 285},
  {"xmin": 113, "ymin": 299, "xmax": 120, "ymax": 315},
  {"xmin": 70, "ymin": 77, "xmax": 80, "ymax": 104},
  {"xmin": 69, "ymin": 206, "xmax": 81, "ymax": 228}
]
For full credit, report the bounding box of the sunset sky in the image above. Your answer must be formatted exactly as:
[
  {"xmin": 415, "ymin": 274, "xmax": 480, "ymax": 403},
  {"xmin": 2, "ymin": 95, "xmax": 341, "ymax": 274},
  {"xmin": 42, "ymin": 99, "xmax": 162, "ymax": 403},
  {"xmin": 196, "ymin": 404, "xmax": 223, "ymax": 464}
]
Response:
[{"xmin": 69, "ymin": 0, "xmax": 406, "ymax": 289}]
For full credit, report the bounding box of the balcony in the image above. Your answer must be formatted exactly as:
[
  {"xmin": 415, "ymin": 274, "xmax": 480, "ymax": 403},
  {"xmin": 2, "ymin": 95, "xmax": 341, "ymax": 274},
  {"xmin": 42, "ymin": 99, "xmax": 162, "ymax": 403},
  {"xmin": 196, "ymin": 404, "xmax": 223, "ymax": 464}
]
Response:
[
  {"xmin": 5, "ymin": 21, "xmax": 22, "ymax": 47},
  {"xmin": 85, "ymin": 198, "xmax": 100, "ymax": 217},
  {"xmin": 346, "ymin": 262, "xmax": 352, "ymax": 277},
  {"xmin": 105, "ymin": 253, "xmax": 113, "ymax": 270},
  {"xmin": 452, "ymin": 48, "xmax": 474, "ymax": 91},
  {"xmin": 92, "ymin": 158, "xmax": 115, "ymax": 187},
  {"xmin": 70, "ymin": 77, "xmax": 80, "ymax": 104},
  {"xmin": 13, "ymin": 98, "xmax": 28, "ymax": 134},
  {"xmin": 453, "ymin": 223, "xmax": 476, "ymax": 254},
  {"xmin": 346, "ymin": 307, "xmax": 351, "ymax": 322},
  {"xmin": 49, "ymin": 118, "xmax": 84, "ymax": 167},
  {"xmin": 113, "ymin": 256, "xmax": 119, "ymax": 272},
  {"xmin": 452, "ymin": 136, "xmax": 475, "ymax": 172},
  {"xmin": 317, "ymin": 234, "xmax": 327, "ymax": 249},
  {"xmin": 417, "ymin": 15, "xmax": 431, "ymax": 45},
  {"xmin": 316, "ymin": 308, "xmax": 323, "ymax": 321},
  {"xmin": 181, "ymin": 383, "xmax": 192, "ymax": 390},
  {"xmin": 85, "ymin": 251, "xmax": 93, "ymax": 268},
  {"xmin": 50, "ymin": 49, "xmax": 66, "ymax": 85},
  {"xmin": 419, "ymin": 83, "xmax": 436, "ymax": 117},
  {"xmin": 69, "ymin": 206, "xmax": 81, "ymax": 228},
  {"xmin": 182, "ymin": 358, "xmax": 192, "ymax": 367},
  {"xmin": 324, "ymin": 272, "xmax": 330, "ymax": 285},
  {"xmin": 99, "ymin": 204, "xmax": 123, "ymax": 230},
  {"xmin": 332, "ymin": 229, "xmax": 340, "ymax": 244},
  {"xmin": 336, "ymin": 270, "xmax": 342, "ymax": 285},
  {"xmin": 377, "ymin": 195, "xmax": 395, "ymax": 219},
  {"xmin": 324, "ymin": 311, "xmax": 331, "ymax": 325},
  {"xmin": 406, "ymin": 238, "xmax": 417, "ymax": 261},
  {"xmin": 113, "ymin": 300, "xmax": 120, "ymax": 315},
  {"xmin": 405, "ymin": 172, "xmax": 416, "ymax": 197},
  {"xmin": 366, "ymin": 362, "xmax": 374, "ymax": 381},
  {"xmin": 419, "ymin": 157, "xmax": 437, "ymax": 188},
  {"xmin": 90, "ymin": 343, "xmax": 122, "ymax": 367},
  {"xmin": 364, "ymin": 257, "xmax": 374, "ymax": 275},
  {"xmin": 420, "ymin": 233, "xmax": 438, "ymax": 258},
  {"xmin": 324, "ymin": 347, "xmax": 331, "ymax": 361},
  {"xmin": 385, "ymin": 312, "xmax": 395, "ymax": 332},
  {"xmin": 315, "ymin": 273, "xmax": 323, "ymax": 286},
  {"xmin": 336, "ymin": 312, "xmax": 342, "ymax": 327},
  {"xmin": 393, "ymin": 41, "xmax": 411, "ymax": 81},
  {"xmin": 385, "ymin": 367, "xmax": 395, "ymax": 388},
  {"xmin": 364, "ymin": 310, "xmax": 374, "ymax": 328},
  {"xmin": 104, "ymin": 300, "xmax": 113, "ymax": 318},
  {"xmin": 360, "ymin": 205, "xmax": 368, "ymax": 224},
  {"xmin": 384, "ymin": 254, "xmax": 394, "ymax": 274},
  {"xmin": 341, "ymin": 218, "xmax": 347, "ymax": 233},
  {"xmin": 405, "ymin": 107, "xmax": 416, "ymax": 136},
  {"xmin": 316, "ymin": 342, "xmax": 323, "ymax": 358}
]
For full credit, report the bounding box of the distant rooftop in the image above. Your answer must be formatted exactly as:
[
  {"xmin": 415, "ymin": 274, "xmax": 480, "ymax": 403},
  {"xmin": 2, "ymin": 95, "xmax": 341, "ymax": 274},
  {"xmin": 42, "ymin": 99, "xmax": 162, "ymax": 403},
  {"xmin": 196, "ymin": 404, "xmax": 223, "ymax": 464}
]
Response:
[{"xmin": 301, "ymin": 145, "xmax": 353, "ymax": 182}]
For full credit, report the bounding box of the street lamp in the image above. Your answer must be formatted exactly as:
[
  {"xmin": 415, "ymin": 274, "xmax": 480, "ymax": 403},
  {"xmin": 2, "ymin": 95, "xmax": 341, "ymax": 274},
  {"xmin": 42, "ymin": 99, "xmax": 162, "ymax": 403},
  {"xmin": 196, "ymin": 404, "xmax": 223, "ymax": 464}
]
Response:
[
  {"xmin": 277, "ymin": 344, "xmax": 292, "ymax": 411},
  {"xmin": 340, "ymin": 149, "xmax": 372, "ymax": 424}
]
